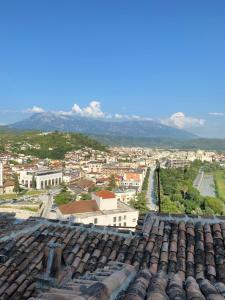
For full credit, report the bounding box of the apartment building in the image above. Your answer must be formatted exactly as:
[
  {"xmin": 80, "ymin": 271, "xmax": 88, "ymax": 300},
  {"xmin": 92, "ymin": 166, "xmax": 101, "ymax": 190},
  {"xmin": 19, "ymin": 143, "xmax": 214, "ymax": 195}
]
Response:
[{"xmin": 57, "ymin": 190, "xmax": 139, "ymax": 229}]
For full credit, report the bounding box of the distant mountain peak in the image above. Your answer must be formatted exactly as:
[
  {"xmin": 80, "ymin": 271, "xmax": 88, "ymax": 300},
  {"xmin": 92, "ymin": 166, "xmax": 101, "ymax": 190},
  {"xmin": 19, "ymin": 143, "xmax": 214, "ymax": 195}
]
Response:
[{"xmin": 10, "ymin": 112, "xmax": 197, "ymax": 139}]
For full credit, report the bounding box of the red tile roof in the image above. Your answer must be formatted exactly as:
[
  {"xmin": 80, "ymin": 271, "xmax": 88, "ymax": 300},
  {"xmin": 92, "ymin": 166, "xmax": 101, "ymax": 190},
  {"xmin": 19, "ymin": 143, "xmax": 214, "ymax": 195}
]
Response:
[
  {"xmin": 59, "ymin": 200, "xmax": 99, "ymax": 214},
  {"xmin": 3, "ymin": 180, "xmax": 14, "ymax": 187},
  {"xmin": 94, "ymin": 190, "xmax": 115, "ymax": 199},
  {"xmin": 0, "ymin": 212, "xmax": 225, "ymax": 299}
]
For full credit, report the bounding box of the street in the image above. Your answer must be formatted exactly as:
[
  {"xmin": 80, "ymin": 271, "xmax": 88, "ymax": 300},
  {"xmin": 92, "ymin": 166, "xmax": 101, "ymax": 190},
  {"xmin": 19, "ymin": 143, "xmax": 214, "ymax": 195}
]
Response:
[{"xmin": 146, "ymin": 167, "xmax": 157, "ymax": 210}]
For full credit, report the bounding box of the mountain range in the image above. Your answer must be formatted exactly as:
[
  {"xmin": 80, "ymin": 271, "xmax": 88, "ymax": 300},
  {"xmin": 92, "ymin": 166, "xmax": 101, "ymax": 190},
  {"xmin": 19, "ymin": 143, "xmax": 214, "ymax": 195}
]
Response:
[{"xmin": 10, "ymin": 112, "xmax": 196, "ymax": 139}]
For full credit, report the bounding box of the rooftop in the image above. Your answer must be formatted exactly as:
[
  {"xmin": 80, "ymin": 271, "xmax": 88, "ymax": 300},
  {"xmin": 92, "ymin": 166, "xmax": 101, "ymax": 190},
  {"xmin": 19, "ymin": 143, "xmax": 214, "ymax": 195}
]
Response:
[
  {"xmin": 69, "ymin": 179, "xmax": 94, "ymax": 190},
  {"xmin": 0, "ymin": 212, "xmax": 225, "ymax": 299},
  {"xmin": 59, "ymin": 200, "xmax": 99, "ymax": 215},
  {"xmin": 58, "ymin": 200, "xmax": 136, "ymax": 217},
  {"xmin": 94, "ymin": 190, "xmax": 115, "ymax": 199},
  {"xmin": 36, "ymin": 169, "xmax": 62, "ymax": 176}
]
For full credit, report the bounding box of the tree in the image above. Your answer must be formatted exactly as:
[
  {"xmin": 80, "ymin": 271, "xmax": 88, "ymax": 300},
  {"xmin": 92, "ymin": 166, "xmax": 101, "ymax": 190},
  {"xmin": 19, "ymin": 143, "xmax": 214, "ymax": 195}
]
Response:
[
  {"xmin": 31, "ymin": 175, "xmax": 36, "ymax": 189},
  {"xmin": 129, "ymin": 192, "xmax": 148, "ymax": 213},
  {"xmin": 142, "ymin": 168, "xmax": 150, "ymax": 191},
  {"xmin": 13, "ymin": 174, "xmax": 21, "ymax": 194},
  {"xmin": 88, "ymin": 186, "xmax": 101, "ymax": 193},
  {"xmin": 80, "ymin": 193, "xmax": 91, "ymax": 200},
  {"xmin": 108, "ymin": 175, "xmax": 116, "ymax": 191},
  {"xmin": 171, "ymin": 193, "xmax": 183, "ymax": 203},
  {"xmin": 54, "ymin": 186, "xmax": 73, "ymax": 206},
  {"xmin": 161, "ymin": 196, "xmax": 184, "ymax": 213},
  {"xmin": 185, "ymin": 199, "xmax": 198, "ymax": 214},
  {"xmin": 204, "ymin": 197, "xmax": 225, "ymax": 215}
]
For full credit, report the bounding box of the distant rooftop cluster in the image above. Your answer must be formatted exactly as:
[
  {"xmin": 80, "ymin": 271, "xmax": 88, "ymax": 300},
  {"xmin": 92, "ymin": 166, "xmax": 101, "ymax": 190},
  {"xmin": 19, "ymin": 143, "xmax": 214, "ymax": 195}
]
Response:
[{"xmin": 0, "ymin": 212, "xmax": 225, "ymax": 299}]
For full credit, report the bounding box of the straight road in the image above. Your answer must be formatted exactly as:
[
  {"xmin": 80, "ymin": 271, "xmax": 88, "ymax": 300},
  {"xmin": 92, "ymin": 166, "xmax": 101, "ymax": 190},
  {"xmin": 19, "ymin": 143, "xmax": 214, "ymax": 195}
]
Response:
[
  {"xmin": 146, "ymin": 167, "xmax": 157, "ymax": 210},
  {"xmin": 193, "ymin": 169, "xmax": 216, "ymax": 197},
  {"xmin": 38, "ymin": 187, "xmax": 60, "ymax": 218}
]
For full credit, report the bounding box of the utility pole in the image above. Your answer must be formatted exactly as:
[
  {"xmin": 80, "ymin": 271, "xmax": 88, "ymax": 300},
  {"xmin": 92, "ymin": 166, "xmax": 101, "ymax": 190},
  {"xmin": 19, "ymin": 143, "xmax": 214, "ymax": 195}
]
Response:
[{"xmin": 156, "ymin": 160, "xmax": 161, "ymax": 212}]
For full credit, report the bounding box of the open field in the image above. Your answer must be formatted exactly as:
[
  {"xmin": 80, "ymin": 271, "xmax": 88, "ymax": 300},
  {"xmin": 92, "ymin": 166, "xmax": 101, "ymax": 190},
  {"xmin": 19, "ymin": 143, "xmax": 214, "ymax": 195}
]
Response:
[
  {"xmin": 0, "ymin": 189, "xmax": 45, "ymax": 200},
  {"xmin": 0, "ymin": 205, "xmax": 39, "ymax": 212}
]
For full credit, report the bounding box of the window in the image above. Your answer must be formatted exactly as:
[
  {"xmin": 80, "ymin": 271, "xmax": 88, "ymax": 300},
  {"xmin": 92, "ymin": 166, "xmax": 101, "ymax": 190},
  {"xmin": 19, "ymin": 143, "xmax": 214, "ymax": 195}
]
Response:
[
  {"xmin": 113, "ymin": 223, "xmax": 116, "ymax": 226},
  {"xmin": 94, "ymin": 218, "xmax": 98, "ymax": 224},
  {"xmin": 113, "ymin": 217, "xmax": 116, "ymax": 222},
  {"xmin": 119, "ymin": 216, "xmax": 122, "ymax": 221},
  {"xmin": 119, "ymin": 223, "xmax": 121, "ymax": 226},
  {"xmin": 124, "ymin": 215, "xmax": 126, "ymax": 220},
  {"xmin": 124, "ymin": 222, "xmax": 127, "ymax": 226}
]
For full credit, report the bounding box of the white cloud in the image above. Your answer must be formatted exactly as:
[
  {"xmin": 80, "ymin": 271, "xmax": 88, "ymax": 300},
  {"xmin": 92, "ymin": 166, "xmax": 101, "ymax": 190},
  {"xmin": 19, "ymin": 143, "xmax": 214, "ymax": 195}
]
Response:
[
  {"xmin": 83, "ymin": 101, "xmax": 105, "ymax": 118},
  {"xmin": 115, "ymin": 113, "xmax": 129, "ymax": 119},
  {"xmin": 53, "ymin": 110, "xmax": 73, "ymax": 116},
  {"xmin": 72, "ymin": 104, "xmax": 82, "ymax": 114},
  {"xmin": 114, "ymin": 113, "xmax": 152, "ymax": 121},
  {"xmin": 72, "ymin": 101, "xmax": 105, "ymax": 118},
  {"xmin": 71, "ymin": 102, "xmax": 152, "ymax": 120},
  {"xmin": 161, "ymin": 112, "xmax": 205, "ymax": 129},
  {"xmin": 208, "ymin": 112, "xmax": 224, "ymax": 116},
  {"xmin": 23, "ymin": 100, "xmax": 153, "ymax": 121},
  {"xmin": 25, "ymin": 106, "xmax": 45, "ymax": 113}
]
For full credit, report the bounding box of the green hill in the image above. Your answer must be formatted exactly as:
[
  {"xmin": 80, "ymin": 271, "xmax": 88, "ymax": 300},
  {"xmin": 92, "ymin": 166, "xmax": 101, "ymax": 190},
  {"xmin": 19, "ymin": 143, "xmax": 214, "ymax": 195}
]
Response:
[
  {"xmin": 91, "ymin": 135, "xmax": 225, "ymax": 152},
  {"xmin": 0, "ymin": 129, "xmax": 107, "ymax": 159}
]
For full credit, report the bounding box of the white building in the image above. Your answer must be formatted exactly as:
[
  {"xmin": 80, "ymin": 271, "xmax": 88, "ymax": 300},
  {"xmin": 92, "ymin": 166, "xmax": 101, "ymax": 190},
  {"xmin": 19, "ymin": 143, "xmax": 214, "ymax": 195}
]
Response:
[
  {"xmin": 0, "ymin": 161, "xmax": 15, "ymax": 195},
  {"xmin": 115, "ymin": 189, "xmax": 137, "ymax": 205},
  {"xmin": 19, "ymin": 169, "xmax": 63, "ymax": 189},
  {"xmin": 57, "ymin": 190, "xmax": 139, "ymax": 229},
  {"xmin": 121, "ymin": 171, "xmax": 145, "ymax": 192},
  {"xmin": 87, "ymin": 161, "xmax": 103, "ymax": 173},
  {"xmin": 166, "ymin": 159, "xmax": 189, "ymax": 168}
]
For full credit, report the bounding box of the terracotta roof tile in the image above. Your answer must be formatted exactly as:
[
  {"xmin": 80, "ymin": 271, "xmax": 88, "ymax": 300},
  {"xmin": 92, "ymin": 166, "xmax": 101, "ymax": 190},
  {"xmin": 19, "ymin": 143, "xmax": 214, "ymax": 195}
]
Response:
[
  {"xmin": 94, "ymin": 190, "xmax": 115, "ymax": 199},
  {"xmin": 59, "ymin": 200, "xmax": 100, "ymax": 214},
  {"xmin": 0, "ymin": 212, "xmax": 225, "ymax": 299}
]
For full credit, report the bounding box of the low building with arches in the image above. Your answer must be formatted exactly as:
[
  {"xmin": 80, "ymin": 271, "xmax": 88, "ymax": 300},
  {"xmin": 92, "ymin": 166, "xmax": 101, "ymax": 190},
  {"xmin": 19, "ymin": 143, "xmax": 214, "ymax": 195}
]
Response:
[{"xmin": 19, "ymin": 169, "xmax": 63, "ymax": 190}]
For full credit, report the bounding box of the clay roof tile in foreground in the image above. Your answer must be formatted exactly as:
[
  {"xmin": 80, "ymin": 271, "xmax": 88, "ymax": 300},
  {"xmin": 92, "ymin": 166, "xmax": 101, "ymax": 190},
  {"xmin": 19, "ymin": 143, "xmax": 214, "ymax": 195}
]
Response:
[{"xmin": 0, "ymin": 212, "xmax": 225, "ymax": 299}]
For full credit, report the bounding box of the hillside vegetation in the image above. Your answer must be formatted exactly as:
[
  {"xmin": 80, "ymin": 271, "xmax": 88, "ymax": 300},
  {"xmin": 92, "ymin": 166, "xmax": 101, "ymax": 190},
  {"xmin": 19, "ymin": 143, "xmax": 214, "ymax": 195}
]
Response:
[
  {"xmin": 0, "ymin": 129, "xmax": 107, "ymax": 159},
  {"xmin": 93, "ymin": 135, "xmax": 225, "ymax": 151}
]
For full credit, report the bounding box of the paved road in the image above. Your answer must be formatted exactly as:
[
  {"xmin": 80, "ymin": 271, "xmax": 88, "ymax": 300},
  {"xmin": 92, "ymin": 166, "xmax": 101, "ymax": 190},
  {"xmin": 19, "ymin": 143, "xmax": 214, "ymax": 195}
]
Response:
[
  {"xmin": 194, "ymin": 170, "xmax": 216, "ymax": 197},
  {"xmin": 39, "ymin": 194, "xmax": 53, "ymax": 218},
  {"xmin": 146, "ymin": 167, "xmax": 157, "ymax": 210},
  {"xmin": 38, "ymin": 188, "xmax": 60, "ymax": 218},
  {"xmin": 198, "ymin": 174, "xmax": 216, "ymax": 197},
  {"xmin": 193, "ymin": 169, "xmax": 204, "ymax": 189}
]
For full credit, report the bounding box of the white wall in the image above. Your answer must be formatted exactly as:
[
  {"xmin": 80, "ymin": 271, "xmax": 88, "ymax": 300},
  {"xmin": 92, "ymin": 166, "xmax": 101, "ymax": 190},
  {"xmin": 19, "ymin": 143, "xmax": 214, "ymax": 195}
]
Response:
[
  {"xmin": 19, "ymin": 170, "xmax": 63, "ymax": 189},
  {"xmin": 61, "ymin": 210, "xmax": 139, "ymax": 229},
  {"xmin": 115, "ymin": 190, "xmax": 136, "ymax": 204},
  {"xmin": 92, "ymin": 193, "xmax": 117, "ymax": 210},
  {"xmin": 36, "ymin": 172, "xmax": 63, "ymax": 189}
]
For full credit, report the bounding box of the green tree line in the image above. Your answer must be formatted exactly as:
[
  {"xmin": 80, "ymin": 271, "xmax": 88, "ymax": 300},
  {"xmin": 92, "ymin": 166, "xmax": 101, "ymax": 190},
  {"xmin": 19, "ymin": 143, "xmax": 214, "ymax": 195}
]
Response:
[{"xmin": 157, "ymin": 160, "xmax": 225, "ymax": 215}]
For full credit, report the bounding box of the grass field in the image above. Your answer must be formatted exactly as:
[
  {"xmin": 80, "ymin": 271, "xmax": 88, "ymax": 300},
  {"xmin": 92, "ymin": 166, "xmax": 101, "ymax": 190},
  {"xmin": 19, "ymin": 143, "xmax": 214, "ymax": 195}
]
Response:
[
  {"xmin": 0, "ymin": 205, "xmax": 39, "ymax": 212},
  {"xmin": 0, "ymin": 189, "xmax": 45, "ymax": 200},
  {"xmin": 214, "ymin": 170, "xmax": 225, "ymax": 201}
]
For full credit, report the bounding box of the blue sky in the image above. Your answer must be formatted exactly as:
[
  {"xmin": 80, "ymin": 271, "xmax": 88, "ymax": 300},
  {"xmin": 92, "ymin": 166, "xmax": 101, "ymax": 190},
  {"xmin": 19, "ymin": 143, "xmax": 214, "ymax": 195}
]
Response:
[{"xmin": 0, "ymin": 0, "xmax": 225, "ymax": 137}]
